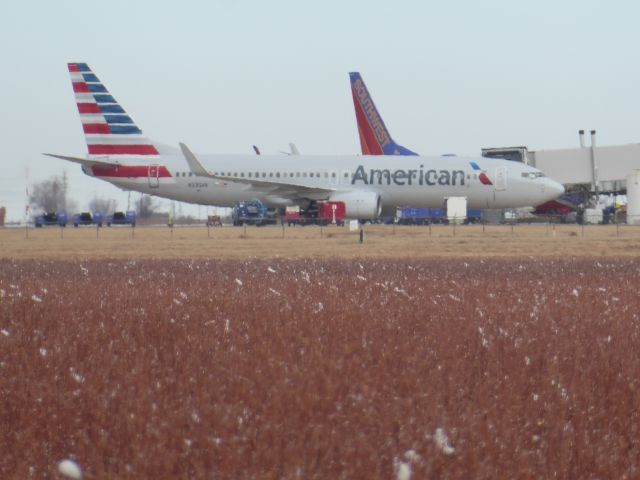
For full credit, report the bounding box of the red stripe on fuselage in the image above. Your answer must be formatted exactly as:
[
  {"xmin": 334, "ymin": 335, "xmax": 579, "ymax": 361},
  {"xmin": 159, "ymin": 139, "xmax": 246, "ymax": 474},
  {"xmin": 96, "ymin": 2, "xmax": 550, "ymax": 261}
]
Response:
[
  {"xmin": 352, "ymin": 90, "xmax": 383, "ymax": 155},
  {"xmin": 77, "ymin": 103, "xmax": 101, "ymax": 114},
  {"xmin": 479, "ymin": 173, "xmax": 493, "ymax": 185},
  {"xmin": 72, "ymin": 82, "xmax": 89, "ymax": 93},
  {"xmin": 91, "ymin": 165, "xmax": 172, "ymax": 178},
  {"xmin": 88, "ymin": 145, "xmax": 160, "ymax": 155},
  {"xmin": 83, "ymin": 124, "xmax": 111, "ymax": 134}
]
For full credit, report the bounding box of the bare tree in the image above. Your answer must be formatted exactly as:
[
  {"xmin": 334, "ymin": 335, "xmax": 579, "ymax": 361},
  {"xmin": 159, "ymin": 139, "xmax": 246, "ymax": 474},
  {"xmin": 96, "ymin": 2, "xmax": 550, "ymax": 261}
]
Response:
[
  {"xmin": 135, "ymin": 194, "xmax": 159, "ymax": 219},
  {"xmin": 89, "ymin": 196, "xmax": 117, "ymax": 214},
  {"xmin": 29, "ymin": 173, "xmax": 77, "ymax": 213}
]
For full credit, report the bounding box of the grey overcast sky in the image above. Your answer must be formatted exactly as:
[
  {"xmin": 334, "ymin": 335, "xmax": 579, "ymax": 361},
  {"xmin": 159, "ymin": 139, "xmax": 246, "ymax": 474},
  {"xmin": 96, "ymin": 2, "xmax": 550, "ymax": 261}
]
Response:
[{"xmin": 1, "ymin": 0, "xmax": 639, "ymax": 221}]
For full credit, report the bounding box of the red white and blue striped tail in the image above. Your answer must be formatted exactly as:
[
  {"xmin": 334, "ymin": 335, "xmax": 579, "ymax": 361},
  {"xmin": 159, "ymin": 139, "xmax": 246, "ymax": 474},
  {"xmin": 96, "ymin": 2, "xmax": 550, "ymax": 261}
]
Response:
[{"xmin": 68, "ymin": 62, "xmax": 159, "ymax": 157}]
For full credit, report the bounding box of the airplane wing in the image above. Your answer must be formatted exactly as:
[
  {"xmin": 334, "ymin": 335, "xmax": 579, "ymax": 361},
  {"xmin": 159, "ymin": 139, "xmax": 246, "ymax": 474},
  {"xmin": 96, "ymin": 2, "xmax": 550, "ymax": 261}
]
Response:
[
  {"xmin": 43, "ymin": 153, "xmax": 122, "ymax": 169},
  {"xmin": 179, "ymin": 143, "xmax": 335, "ymax": 197}
]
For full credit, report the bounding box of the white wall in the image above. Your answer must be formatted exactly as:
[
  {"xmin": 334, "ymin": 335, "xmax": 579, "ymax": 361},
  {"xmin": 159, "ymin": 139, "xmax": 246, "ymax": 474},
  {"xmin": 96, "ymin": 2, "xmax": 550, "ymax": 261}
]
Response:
[{"xmin": 532, "ymin": 144, "xmax": 640, "ymax": 185}]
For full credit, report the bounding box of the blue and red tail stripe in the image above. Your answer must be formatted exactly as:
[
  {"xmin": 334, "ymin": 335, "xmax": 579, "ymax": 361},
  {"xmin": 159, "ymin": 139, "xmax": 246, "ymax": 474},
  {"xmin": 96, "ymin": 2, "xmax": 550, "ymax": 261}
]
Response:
[
  {"xmin": 349, "ymin": 72, "xmax": 417, "ymax": 156},
  {"xmin": 91, "ymin": 165, "xmax": 172, "ymax": 178},
  {"xmin": 88, "ymin": 145, "xmax": 160, "ymax": 156},
  {"xmin": 68, "ymin": 62, "xmax": 159, "ymax": 156}
]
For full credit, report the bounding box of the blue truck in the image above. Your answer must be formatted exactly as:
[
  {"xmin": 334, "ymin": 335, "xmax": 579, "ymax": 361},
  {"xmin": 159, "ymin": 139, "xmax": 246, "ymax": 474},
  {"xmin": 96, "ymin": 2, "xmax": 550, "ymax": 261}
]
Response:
[
  {"xmin": 34, "ymin": 212, "xmax": 68, "ymax": 227},
  {"xmin": 72, "ymin": 212, "xmax": 104, "ymax": 227},
  {"xmin": 396, "ymin": 206, "xmax": 482, "ymax": 225},
  {"xmin": 107, "ymin": 210, "xmax": 136, "ymax": 227},
  {"xmin": 396, "ymin": 207, "xmax": 447, "ymax": 225},
  {"xmin": 232, "ymin": 199, "xmax": 276, "ymax": 226}
]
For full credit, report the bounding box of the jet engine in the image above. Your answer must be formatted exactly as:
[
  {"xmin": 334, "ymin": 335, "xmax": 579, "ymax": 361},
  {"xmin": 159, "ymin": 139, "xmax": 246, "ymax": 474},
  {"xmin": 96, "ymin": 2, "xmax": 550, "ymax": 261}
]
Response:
[{"xmin": 328, "ymin": 191, "xmax": 381, "ymax": 219}]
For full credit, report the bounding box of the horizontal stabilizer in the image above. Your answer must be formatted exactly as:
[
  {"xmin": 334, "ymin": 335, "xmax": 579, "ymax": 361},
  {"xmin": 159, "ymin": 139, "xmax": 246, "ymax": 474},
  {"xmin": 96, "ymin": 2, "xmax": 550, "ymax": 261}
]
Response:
[{"xmin": 43, "ymin": 153, "xmax": 121, "ymax": 169}]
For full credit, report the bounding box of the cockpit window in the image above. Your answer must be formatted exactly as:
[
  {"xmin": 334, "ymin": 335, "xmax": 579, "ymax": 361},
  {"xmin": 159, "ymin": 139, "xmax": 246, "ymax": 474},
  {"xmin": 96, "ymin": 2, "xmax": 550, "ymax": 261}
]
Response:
[{"xmin": 522, "ymin": 171, "xmax": 546, "ymax": 179}]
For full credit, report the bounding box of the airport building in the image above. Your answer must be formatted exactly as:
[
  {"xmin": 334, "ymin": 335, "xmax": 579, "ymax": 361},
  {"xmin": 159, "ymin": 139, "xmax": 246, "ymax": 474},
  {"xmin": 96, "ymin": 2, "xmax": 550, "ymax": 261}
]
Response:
[
  {"xmin": 483, "ymin": 131, "xmax": 640, "ymax": 192},
  {"xmin": 482, "ymin": 131, "xmax": 640, "ymax": 223}
]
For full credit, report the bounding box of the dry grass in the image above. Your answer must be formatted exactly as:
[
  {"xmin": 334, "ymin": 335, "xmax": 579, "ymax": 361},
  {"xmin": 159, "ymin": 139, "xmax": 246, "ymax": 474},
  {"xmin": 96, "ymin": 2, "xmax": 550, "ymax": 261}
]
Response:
[
  {"xmin": 2, "ymin": 224, "xmax": 640, "ymax": 260},
  {"xmin": 2, "ymin": 258, "xmax": 640, "ymax": 478}
]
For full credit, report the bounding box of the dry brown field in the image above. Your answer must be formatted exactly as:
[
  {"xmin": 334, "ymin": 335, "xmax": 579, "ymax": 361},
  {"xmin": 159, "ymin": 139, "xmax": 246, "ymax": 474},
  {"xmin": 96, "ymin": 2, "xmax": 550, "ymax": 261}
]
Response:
[
  {"xmin": 1, "ymin": 226, "xmax": 640, "ymax": 478},
  {"xmin": 1, "ymin": 223, "xmax": 640, "ymax": 260}
]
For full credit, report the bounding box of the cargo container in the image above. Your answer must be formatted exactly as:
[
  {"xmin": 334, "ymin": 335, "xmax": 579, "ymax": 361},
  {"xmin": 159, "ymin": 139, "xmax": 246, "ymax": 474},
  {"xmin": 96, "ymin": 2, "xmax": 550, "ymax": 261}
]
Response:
[{"xmin": 446, "ymin": 197, "xmax": 467, "ymax": 224}]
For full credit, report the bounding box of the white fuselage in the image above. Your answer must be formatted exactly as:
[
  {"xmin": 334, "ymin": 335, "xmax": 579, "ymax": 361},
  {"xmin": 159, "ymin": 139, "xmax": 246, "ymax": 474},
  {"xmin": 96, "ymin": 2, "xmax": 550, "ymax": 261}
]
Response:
[{"xmin": 82, "ymin": 153, "xmax": 564, "ymax": 215}]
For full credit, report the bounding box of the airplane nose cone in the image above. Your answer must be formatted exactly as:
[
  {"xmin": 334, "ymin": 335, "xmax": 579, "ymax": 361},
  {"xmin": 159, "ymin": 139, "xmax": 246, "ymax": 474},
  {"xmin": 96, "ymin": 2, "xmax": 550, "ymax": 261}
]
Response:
[
  {"xmin": 536, "ymin": 178, "xmax": 565, "ymax": 204},
  {"xmin": 549, "ymin": 179, "xmax": 565, "ymax": 197}
]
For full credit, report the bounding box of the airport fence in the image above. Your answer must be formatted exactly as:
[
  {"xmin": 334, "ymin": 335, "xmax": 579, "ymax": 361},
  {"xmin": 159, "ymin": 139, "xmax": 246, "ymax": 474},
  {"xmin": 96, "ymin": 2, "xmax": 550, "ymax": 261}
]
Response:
[{"xmin": 6, "ymin": 216, "xmax": 640, "ymax": 241}]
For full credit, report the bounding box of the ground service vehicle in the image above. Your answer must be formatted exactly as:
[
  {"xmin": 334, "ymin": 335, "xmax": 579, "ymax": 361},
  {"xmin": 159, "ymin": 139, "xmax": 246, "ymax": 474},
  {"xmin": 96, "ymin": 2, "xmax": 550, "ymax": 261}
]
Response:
[
  {"xmin": 73, "ymin": 212, "xmax": 103, "ymax": 227},
  {"xmin": 396, "ymin": 206, "xmax": 482, "ymax": 225},
  {"xmin": 35, "ymin": 212, "xmax": 68, "ymax": 227},
  {"xmin": 284, "ymin": 201, "xmax": 346, "ymax": 226},
  {"xmin": 107, "ymin": 211, "xmax": 136, "ymax": 227},
  {"xmin": 396, "ymin": 207, "xmax": 447, "ymax": 225},
  {"xmin": 206, "ymin": 215, "xmax": 223, "ymax": 226},
  {"xmin": 232, "ymin": 199, "xmax": 275, "ymax": 226}
]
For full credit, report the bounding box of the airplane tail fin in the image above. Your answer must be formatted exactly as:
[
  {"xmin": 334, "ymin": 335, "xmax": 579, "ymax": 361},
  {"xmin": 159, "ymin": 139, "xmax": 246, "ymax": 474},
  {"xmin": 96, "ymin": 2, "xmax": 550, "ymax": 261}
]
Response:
[
  {"xmin": 349, "ymin": 72, "xmax": 417, "ymax": 156},
  {"xmin": 68, "ymin": 62, "xmax": 160, "ymax": 157}
]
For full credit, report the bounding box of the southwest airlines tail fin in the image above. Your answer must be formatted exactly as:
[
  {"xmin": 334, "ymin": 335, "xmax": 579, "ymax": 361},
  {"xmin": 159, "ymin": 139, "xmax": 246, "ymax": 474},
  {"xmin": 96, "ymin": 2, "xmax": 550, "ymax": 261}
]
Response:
[
  {"xmin": 349, "ymin": 72, "xmax": 417, "ymax": 156},
  {"xmin": 68, "ymin": 62, "xmax": 159, "ymax": 157}
]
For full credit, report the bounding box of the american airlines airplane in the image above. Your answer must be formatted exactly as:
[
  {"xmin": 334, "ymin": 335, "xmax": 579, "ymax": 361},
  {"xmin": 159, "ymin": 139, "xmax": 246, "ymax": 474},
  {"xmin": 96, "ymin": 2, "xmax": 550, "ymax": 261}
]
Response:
[{"xmin": 46, "ymin": 63, "xmax": 564, "ymax": 219}]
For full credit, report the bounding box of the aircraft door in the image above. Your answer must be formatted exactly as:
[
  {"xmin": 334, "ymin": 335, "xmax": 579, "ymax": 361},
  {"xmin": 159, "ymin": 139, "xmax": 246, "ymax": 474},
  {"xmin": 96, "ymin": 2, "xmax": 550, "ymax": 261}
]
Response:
[
  {"xmin": 148, "ymin": 164, "xmax": 160, "ymax": 188},
  {"xmin": 495, "ymin": 167, "xmax": 507, "ymax": 191}
]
